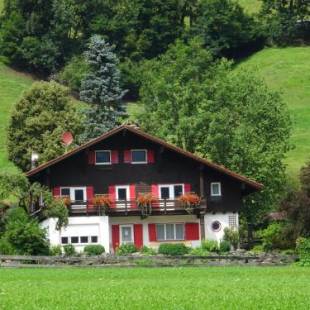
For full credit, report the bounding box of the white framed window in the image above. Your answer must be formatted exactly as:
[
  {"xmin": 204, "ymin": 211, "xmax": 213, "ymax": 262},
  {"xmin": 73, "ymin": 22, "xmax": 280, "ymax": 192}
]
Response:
[
  {"xmin": 61, "ymin": 235, "xmax": 99, "ymax": 245},
  {"xmin": 210, "ymin": 182, "xmax": 222, "ymax": 196},
  {"xmin": 120, "ymin": 225, "xmax": 134, "ymax": 244},
  {"xmin": 158, "ymin": 184, "xmax": 184, "ymax": 199},
  {"xmin": 115, "ymin": 185, "xmax": 130, "ymax": 208},
  {"xmin": 95, "ymin": 150, "xmax": 111, "ymax": 165},
  {"xmin": 60, "ymin": 187, "xmax": 87, "ymax": 202},
  {"xmin": 211, "ymin": 221, "xmax": 222, "ymax": 232},
  {"xmin": 131, "ymin": 149, "xmax": 147, "ymax": 164},
  {"xmin": 156, "ymin": 223, "xmax": 184, "ymax": 241}
]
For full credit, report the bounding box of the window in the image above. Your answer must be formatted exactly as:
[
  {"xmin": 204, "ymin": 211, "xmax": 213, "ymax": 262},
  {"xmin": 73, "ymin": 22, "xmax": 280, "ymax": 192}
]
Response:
[
  {"xmin": 158, "ymin": 184, "xmax": 184, "ymax": 200},
  {"xmin": 229, "ymin": 215, "xmax": 237, "ymax": 229},
  {"xmin": 71, "ymin": 236, "xmax": 79, "ymax": 244},
  {"xmin": 211, "ymin": 182, "xmax": 221, "ymax": 196},
  {"xmin": 131, "ymin": 149, "xmax": 147, "ymax": 164},
  {"xmin": 61, "ymin": 237, "xmax": 68, "ymax": 244},
  {"xmin": 156, "ymin": 223, "xmax": 184, "ymax": 241},
  {"xmin": 80, "ymin": 236, "xmax": 88, "ymax": 244},
  {"xmin": 120, "ymin": 225, "xmax": 133, "ymax": 244},
  {"xmin": 211, "ymin": 221, "xmax": 221, "ymax": 232},
  {"xmin": 95, "ymin": 150, "xmax": 111, "ymax": 165},
  {"xmin": 60, "ymin": 187, "xmax": 86, "ymax": 203},
  {"xmin": 61, "ymin": 188, "xmax": 70, "ymax": 197},
  {"xmin": 91, "ymin": 236, "xmax": 98, "ymax": 243}
]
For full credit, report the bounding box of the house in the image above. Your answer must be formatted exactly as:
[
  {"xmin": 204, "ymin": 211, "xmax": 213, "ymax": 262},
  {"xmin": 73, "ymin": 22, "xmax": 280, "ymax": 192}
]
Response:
[{"xmin": 26, "ymin": 124, "xmax": 262, "ymax": 252}]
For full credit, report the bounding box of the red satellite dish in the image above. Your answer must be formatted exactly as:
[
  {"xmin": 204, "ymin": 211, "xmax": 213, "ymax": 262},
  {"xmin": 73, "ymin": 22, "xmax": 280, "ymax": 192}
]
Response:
[{"xmin": 62, "ymin": 131, "xmax": 73, "ymax": 146}]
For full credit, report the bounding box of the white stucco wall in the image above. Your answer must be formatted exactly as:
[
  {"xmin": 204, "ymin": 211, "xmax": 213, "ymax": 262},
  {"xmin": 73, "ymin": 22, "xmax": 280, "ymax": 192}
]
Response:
[
  {"xmin": 110, "ymin": 215, "xmax": 201, "ymax": 249},
  {"xmin": 41, "ymin": 216, "xmax": 110, "ymax": 253},
  {"xmin": 204, "ymin": 212, "xmax": 239, "ymax": 243}
]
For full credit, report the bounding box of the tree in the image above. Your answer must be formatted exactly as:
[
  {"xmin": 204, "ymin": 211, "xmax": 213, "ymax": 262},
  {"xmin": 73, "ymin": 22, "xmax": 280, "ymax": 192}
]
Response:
[
  {"xmin": 189, "ymin": 0, "xmax": 264, "ymax": 58},
  {"xmin": 79, "ymin": 35, "xmax": 125, "ymax": 142},
  {"xmin": 138, "ymin": 40, "xmax": 291, "ymax": 242},
  {"xmin": 7, "ymin": 81, "xmax": 82, "ymax": 171}
]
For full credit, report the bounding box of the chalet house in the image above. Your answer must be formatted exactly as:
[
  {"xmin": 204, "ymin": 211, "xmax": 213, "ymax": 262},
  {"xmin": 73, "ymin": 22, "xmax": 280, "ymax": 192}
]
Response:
[{"xmin": 26, "ymin": 125, "xmax": 262, "ymax": 252}]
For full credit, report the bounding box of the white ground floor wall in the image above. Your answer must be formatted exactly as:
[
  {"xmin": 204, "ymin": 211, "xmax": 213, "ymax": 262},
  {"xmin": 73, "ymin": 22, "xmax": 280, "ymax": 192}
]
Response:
[{"xmin": 41, "ymin": 212, "xmax": 238, "ymax": 253}]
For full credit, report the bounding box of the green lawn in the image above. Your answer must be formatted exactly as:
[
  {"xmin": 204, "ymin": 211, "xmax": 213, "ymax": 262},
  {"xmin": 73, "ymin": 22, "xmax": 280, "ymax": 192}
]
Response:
[
  {"xmin": 0, "ymin": 63, "xmax": 34, "ymax": 173},
  {"xmin": 237, "ymin": 47, "xmax": 310, "ymax": 178},
  {"xmin": 0, "ymin": 267, "xmax": 309, "ymax": 309}
]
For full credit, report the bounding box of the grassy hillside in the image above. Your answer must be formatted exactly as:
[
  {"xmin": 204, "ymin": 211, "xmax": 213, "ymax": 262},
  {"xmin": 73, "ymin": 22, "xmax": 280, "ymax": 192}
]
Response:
[
  {"xmin": 237, "ymin": 47, "xmax": 310, "ymax": 177},
  {"xmin": 0, "ymin": 63, "xmax": 34, "ymax": 173}
]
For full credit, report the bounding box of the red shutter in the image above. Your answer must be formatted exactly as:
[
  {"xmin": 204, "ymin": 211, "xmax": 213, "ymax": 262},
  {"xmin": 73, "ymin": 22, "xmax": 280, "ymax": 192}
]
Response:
[
  {"xmin": 111, "ymin": 150, "xmax": 119, "ymax": 164},
  {"xmin": 112, "ymin": 225, "xmax": 120, "ymax": 251},
  {"xmin": 147, "ymin": 150, "xmax": 155, "ymax": 163},
  {"xmin": 53, "ymin": 187, "xmax": 60, "ymax": 197},
  {"xmin": 134, "ymin": 224, "xmax": 143, "ymax": 249},
  {"xmin": 185, "ymin": 223, "xmax": 200, "ymax": 241},
  {"xmin": 88, "ymin": 151, "xmax": 95, "ymax": 165},
  {"xmin": 86, "ymin": 186, "xmax": 94, "ymax": 210},
  {"xmin": 151, "ymin": 184, "xmax": 159, "ymax": 208},
  {"xmin": 148, "ymin": 224, "xmax": 157, "ymax": 242},
  {"xmin": 109, "ymin": 185, "xmax": 116, "ymax": 208},
  {"xmin": 124, "ymin": 150, "xmax": 131, "ymax": 163},
  {"xmin": 184, "ymin": 183, "xmax": 191, "ymax": 194},
  {"xmin": 130, "ymin": 184, "xmax": 136, "ymax": 208}
]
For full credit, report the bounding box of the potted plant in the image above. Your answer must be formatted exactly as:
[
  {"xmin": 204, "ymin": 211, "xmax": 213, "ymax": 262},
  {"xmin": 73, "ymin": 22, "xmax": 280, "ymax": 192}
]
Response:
[
  {"xmin": 62, "ymin": 196, "xmax": 71, "ymax": 208},
  {"xmin": 92, "ymin": 194, "xmax": 112, "ymax": 215},
  {"xmin": 178, "ymin": 193, "xmax": 201, "ymax": 214},
  {"xmin": 136, "ymin": 193, "xmax": 157, "ymax": 218}
]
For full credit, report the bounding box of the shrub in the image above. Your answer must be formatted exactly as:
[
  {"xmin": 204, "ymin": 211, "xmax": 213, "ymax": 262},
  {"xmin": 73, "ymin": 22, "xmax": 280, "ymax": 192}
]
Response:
[
  {"xmin": 140, "ymin": 246, "xmax": 157, "ymax": 256},
  {"xmin": 251, "ymin": 245, "xmax": 264, "ymax": 254},
  {"xmin": 116, "ymin": 244, "xmax": 137, "ymax": 255},
  {"xmin": 158, "ymin": 243, "xmax": 189, "ymax": 256},
  {"xmin": 0, "ymin": 238, "xmax": 15, "ymax": 255},
  {"xmin": 219, "ymin": 240, "xmax": 231, "ymax": 253},
  {"xmin": 202, "ymin": 240, "xmax": 219, "ymax": 253},
  {"xmin": 223, "ymin": 227, "xmax": 239, "ymax": 250},
  {"xmin": 189, "ymin": 247, "xmax": 209, "ymax": 256},
  {"xmin": 84, "ymin": 245, "xmax": 105, "ymax": 256},
  {"xmin": 296, "ymin": 238, "xmax": 310, "ymax": 266},
  {"xmin": 49, "ymin": 245, "xmax": 62, "ymax": 256},
  {"xmin": 258, "ymin": 223, "xmax": 288, "ymax": 251},
  {"xmin": 63, "ymin": 244, "xmax": 76, "ymax": 256}
]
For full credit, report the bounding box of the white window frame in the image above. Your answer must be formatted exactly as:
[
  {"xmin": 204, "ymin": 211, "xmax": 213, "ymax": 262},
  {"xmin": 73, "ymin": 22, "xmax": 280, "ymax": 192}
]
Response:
[
  {"xmin": 210, "ymin": 182, "xmax": 222, "ymax": 197},
  {"xmin": 95, "ymin": 150, "xmax": 112, "ymax": 165},
  {"xmin": 115, "ymin": 185, "xmax": 130, "ymax": 208},
  {"xmin": 60, "ymin": 187, "xmax": 87, "ymax": 209},
  {"xmin": 156, "ymin": 223, "xmax": 184, "ymax": 241},
  {"xmin": 61, "ymin": 235, "xmax": 99, "ymax": 245},
  {"xmin": 120, "ymin": 224, "xmax": 134, "ymax": 245},
  {"xmin": 158, "ymin": 184, "xmax": 184, "ymax": 199},
  {"xmin": 131, "ymin": 149, "xmax": 148, "ymax": 164}
]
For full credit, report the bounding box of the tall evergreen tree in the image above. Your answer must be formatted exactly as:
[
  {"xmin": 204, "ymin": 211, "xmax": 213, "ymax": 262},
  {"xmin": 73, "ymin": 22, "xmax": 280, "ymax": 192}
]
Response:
[{"xmin": 79, "ymin": 35, "xmax": 126, "ymax": 142}]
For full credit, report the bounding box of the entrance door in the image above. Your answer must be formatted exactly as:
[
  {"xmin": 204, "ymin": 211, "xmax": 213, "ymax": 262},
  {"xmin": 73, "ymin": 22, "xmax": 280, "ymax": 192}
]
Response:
[
  {"xmin": 158, "ymin": 184, "xmax": 184, "ymax": 207},
  {"xmin": 115, "ymin": 185, "xmax": 130, "ymax": 208},
  {"xmin": 120, "ymin": 225, "xmax": 133, "ymax": 244}
]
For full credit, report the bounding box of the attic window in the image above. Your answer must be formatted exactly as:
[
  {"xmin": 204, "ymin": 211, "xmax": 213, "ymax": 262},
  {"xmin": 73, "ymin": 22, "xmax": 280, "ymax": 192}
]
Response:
[
  {"xmin": 211, "ymin": 182, "xmax": 221, "ymax": 196},
  {"xmin": 95, "ymin": 150, "xmax": 111, "ymax": 165},
  {"xmin": 131, "ymin": 149, "xmax": 147, "ymax": 164}
]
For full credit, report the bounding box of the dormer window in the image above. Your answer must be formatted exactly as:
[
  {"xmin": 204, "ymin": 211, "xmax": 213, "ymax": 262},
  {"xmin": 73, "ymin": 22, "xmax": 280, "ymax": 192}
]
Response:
[
  {"xmin": 211, "ymin": 182, "xmax": 222, "ymax": 196},
  {"xmin": 131, "ymin": 149, "xmax": 147, "ymax": 164},
  {"xmin": 95, "ymin": 150, "xmax": 111, "ymax": 165}
]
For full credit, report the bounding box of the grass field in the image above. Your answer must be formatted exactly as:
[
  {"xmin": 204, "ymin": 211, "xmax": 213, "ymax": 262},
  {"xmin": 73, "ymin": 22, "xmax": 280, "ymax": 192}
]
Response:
[
  {"xmin": 0, "ymin": 62, "xmax": 34, "ymax": 173},
  {"xmin": 0, "ymin": 267, "xmax": 309, "ymax": 309},
  {"xmin": 237, "ymin": 47, "xmax": 310, "ymax": 178}
]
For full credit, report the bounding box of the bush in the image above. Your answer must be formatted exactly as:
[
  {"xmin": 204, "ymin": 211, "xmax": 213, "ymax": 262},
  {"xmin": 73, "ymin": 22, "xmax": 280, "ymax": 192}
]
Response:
[
  {"xmin": 63, "ymin": 244, "xmax": 76, "ymax": 256},
  {"xmin": 140, "ymin": 246, "xmax": 157, "ymax": 256},
  {"xmin": 296, "ymin": 238, "xmax": 310, "ymax": 266},
  {"xmin": 219, "ymin": 240, "xmax": 231, "ymax": 253},
  {"xmin": 223, "ymin": 227, "xmax": 239, "ymax": 250},
  {"xmin": 258, "ymin": 223, "xmax": 289, "ymax": 251},
  {"xmin": 84, "ymin": 245, "xmax": 105, "ymax": 256},
  {"xmin": 116, "ymin": 243, "xmax": 137, "ymax": 255},
  {"xmin": 202, "ymin": 240, "xmax": 219, "ymax": 253},
  {"xmin": 158, "ymin": 243, "xmax": 189, "ymax": 256},
  {"xmin": 49, "ymin": 245, "xmax": 62, "ymax": 256},
  {"xmin": 0, "ymin": 238, "xmax": 15, "ymax": 255},
  {"xmin": 189, "ymin": 247, "xmax": 209, "ymax": 256},
  {"xmin": 251, "ymin": 245, "xmax": 264, "ymax": 254}
]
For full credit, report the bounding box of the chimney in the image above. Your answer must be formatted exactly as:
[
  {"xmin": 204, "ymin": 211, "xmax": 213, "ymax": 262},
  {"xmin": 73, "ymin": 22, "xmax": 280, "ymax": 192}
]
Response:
[{"xmin": 31, "ymin": 152, "xmax": 39, "ymax": 169}]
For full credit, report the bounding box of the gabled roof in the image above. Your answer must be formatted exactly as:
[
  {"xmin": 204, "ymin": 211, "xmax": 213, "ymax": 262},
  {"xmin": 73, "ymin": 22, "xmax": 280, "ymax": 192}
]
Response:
[{"xmin": 26, "ymin": 124, "xmax": 263, "ymax": 190}]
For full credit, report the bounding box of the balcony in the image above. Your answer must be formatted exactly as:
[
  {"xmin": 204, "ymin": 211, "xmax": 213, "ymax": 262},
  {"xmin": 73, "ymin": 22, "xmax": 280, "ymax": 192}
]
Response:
[{"xmin": 67, "ymin": 199, "xmax": 207, "ymax": 217}]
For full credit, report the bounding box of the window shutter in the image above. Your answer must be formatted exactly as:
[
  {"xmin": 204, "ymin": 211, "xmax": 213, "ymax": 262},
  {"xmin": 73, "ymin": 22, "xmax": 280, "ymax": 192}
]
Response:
[
  {"xmin": 88, "ymin": 150, "xmax": 95, "ymax": 164},
  {"xmin": 134, "ymin": 224, "xmax": 143, "ymax": 249},
  {"xmin": 53, "ymin": 187, "xmax": 60, "ymax": 197},
  {"xmin": 151, "ymin": 184, "xmax": 159, "ymax": 208},
  {"xmin": 148, "ymin": 224, "xmax": 157, "ymax": 242},
  {"xmin": 147, "ymin": 150, "xmax": 155, "ymax": 163},
  {"xmin": 130, "ymin": 184, "xmax": 136, "ymax": 208},
  {"xmin": 124, "ymin": 150, "xmax": 131, "ymax": 163},
  {"xmin": 86, "ymin": 186, "xmax": 94, "ymax": 210},
  {"xmin": 112, "ymin": 225, "xmax": 120, "ymax": 251},
  {"xmin": 111, "ymin": 150, "xmax": 119, "ymax": 164},
  {"xmin": 185, "ymin": 223, "xmax": 200, "ymax": 241},
  {"xmin": 108, "ymin": 185, "xmax": 116, "ymax": 208},
  {"xmin": 184, "ymin": 183, "xmax": 191, "ymax": 194}
]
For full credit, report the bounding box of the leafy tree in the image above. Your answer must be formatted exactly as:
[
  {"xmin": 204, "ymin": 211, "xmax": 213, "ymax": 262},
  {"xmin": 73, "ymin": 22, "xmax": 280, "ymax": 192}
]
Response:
[
  {"xmin": 79, "ymin": 35, "xmax": 125, "ymax": 142},
  {"xmin": 138, "ymin": 40, "xmax": 291, "ymax": 242},
  {"xmin": 189, "ymin": 0, "xmax": 264, "ymax": 58},
  {"xmin": 7, "ymin": 81, "xmax": 82, "ymax": 171}
]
